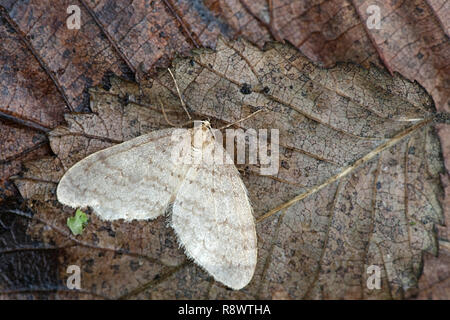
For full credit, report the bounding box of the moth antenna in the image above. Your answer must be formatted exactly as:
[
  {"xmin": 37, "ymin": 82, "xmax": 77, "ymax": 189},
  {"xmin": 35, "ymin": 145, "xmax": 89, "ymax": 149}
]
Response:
[
  {"xmin": 168, "ymin": 68, "xmax": 191, "ymax": 120},
  {"xmin": 159, "ymin": 95, "xmax": 195, "ymax": 128},
  {"xmin": 218, "ymin": 109, "xmax": 264, "ymax": 130},
  {"xmin": 180, "ymin": 120, "xmax": 195, "ymax": 127},
  {"xmin": 158, "ymin": 96, "xmax": 177, "ymax": 127}
]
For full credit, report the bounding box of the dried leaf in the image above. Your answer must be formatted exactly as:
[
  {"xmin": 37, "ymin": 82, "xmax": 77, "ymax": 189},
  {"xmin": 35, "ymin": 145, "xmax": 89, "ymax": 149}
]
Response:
[
  {"xmin": 0, "ymin": 13, "xmax": 66, "ymax": 200},
  {"xmin": 12, "ymin": 39, "xmax": 446, "ymax": 299},
  {"xmin": 0, "ymin": 200, "xmax": 61, "ymax": 299},
  {"xmin": 200, "ymin": 0, "xmax": 450, "ymax": 112},
  {"xmin": 0, "ymin": 122, "xmax": 49, "ymax": 200},
  {"xmin": 415, "ymin": 251, "xmax": 450, "ymax": 300},
  {"xmin": 0, "ymin": 2, "xmax": 132, "ymax": 112}
]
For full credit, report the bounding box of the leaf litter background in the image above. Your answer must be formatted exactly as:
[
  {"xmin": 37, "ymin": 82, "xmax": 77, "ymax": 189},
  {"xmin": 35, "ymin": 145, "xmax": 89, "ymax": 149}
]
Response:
[{"xmin": 0, "ymin": 0, "xmax": 449, "ymax": 299}]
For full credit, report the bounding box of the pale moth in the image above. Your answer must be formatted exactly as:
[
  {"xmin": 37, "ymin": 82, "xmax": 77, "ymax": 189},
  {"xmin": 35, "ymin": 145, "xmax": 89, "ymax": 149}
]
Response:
[{"xmin": 56, "ymin": 70, "xmax": 258, "ymax": 290}]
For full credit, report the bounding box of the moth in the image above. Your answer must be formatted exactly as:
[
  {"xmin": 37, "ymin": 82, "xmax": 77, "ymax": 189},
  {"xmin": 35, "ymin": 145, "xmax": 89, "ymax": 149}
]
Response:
[{"xmin": 57, "ymin": 104, "xmax": 258, "ymax": 290}]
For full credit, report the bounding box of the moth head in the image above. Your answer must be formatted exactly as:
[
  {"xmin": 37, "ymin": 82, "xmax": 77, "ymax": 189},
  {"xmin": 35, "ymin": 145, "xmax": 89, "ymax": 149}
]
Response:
[
  {"xmin": 191, "ymin": 120, "xmax": 215, "ymax": 151},
  {"xmin": 198, "ymin": 120, "xmax": 215, "ymax": 140},
  {"xmin": 201, "ymin": 120, "xmax": 212, "ymax": 131}
]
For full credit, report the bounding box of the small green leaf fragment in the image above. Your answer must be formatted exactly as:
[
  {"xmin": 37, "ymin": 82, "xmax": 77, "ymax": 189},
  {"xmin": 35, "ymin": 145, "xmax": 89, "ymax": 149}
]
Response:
[
  {"xmin": 67, "ymin": 209, "xmax": 89, "ymax": 235},
  {"xmin": 409, "ymin": 221, "xmax": 416, "ymax": 226}
]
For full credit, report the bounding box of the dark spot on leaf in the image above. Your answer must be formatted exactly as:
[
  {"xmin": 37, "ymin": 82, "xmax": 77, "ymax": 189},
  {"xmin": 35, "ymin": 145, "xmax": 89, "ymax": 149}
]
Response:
[
  {"xmin": 111, "ymin": 265, "xmax": 120, "ymax": 274},
  {"xmin": 91, "ymin": 233, "xmax": 99, "ymax": 245},
  {"xmin": 434, "ymin": 112, "xmax": 450, "ymax": 124},
  {"xmin": 101, "ymin": 71, "xmax": 114, "ymax": 91},
  {"xmin": 118, "ymin": 63, "xmax": 135, "ymax": 81},
  {"xmin": 119, "ymin": 93, "xmax": 129, "ymax": 107},
  {"xmin": 84, "ymin": 258, "xmax": 94, "ymax": 273},
  {"xmin": 388, "ymin": 159, "xmax": 398, "ymax": 166},
  {"xmin": 32, "ymin": 134, "xmax": 43, "ymax": 144},
  {"xmin": 129, "ymin": 260, "xmax": 140, "ymax": 271},
  {"xmin": 63, "ymin": 49, "xmax": 71, "ymax": 59},
  {"xmin": 281, "ymin": 160, "xmax": 290, "ymax": 169},
  {"xmin": 165, "ymin": 238, "xmax": 174, "ymax": 247},
  {"xmin": 99, "ymin": 225, "xmax": 116, "ymax": 238},
  {"xmin": 240, "ymin": 83, "xmax": 252, "ymax": 95}
]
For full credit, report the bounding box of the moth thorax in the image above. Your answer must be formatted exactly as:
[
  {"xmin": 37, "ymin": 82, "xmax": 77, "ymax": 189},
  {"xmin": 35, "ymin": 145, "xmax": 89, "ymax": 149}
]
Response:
[{"xmin": 191, "ymin": 121, "xmax": 215, "ymax": 149}]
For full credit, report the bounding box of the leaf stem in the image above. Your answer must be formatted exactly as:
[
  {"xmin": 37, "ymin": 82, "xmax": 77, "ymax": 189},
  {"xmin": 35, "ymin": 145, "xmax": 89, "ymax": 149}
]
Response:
[{"xmin": 256, "ymin": 118, "xmax": 433, "ymax": 223}]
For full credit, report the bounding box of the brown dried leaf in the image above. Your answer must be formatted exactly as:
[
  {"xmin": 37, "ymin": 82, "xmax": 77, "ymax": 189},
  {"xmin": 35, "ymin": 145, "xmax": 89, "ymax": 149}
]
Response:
[
  {"xmin": 0, "ymin": 122, "xmax": 49, "ymax": 200},
  {"xmin": 417, "ymin": 123, "xmax": 450, "ymax": 300},
  {"xmin": 0, "ymin": 199, "xmax": 62, "ymax": 299},
  {"xmin": 415, "ymin": 251, "xmax": 450, "ymax": 300},
  {"xmin": 0, "ymin": 12, "xmax": 66, "ymax": 199},
  {"xmin": 200, "ymin": 0, "xmax": 449, "ymax": 112},
  {"xmin": 13, "ymin": 39, "xmax": 445, "ymax": 299},
  {"xmin": 0, "ymin": 1, "xmax": 133, "ymax": 112},
  {"xmin": 5, "ymin": 1, "xmax": 447, "ymax": 112}
]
